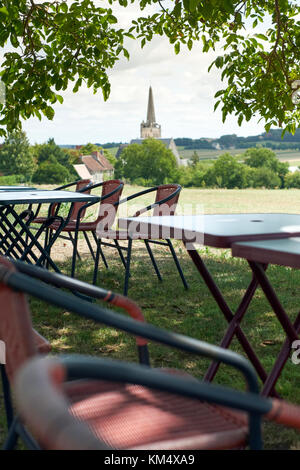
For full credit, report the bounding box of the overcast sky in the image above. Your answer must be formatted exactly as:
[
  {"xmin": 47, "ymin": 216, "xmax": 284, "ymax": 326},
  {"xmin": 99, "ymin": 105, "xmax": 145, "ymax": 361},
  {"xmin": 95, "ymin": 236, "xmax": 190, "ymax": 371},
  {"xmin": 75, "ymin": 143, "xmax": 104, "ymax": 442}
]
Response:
[{"xmin": 8, "ymin": 2, "xmax": 271, "ymax": 144}]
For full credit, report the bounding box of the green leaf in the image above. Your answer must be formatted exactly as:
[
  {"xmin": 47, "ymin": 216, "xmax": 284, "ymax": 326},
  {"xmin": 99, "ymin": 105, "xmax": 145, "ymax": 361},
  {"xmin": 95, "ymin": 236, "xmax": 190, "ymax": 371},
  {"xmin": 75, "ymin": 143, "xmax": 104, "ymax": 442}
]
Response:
[
  {"xmin": 0, "ymin": 6, "xmax": 8, "ymax": 18},
  {"xmin": 255, "ymin": 33, "xmax": 268, "ymax": 41},
  {"xmin": 174, "ymin": 42, "xmax": 180, "ymax": 55},
  {"xmin": 44, "ymin": 106, "xmax": 55, "ymax": 120},
  {"xmin": 107, "ymin": 15, "xmax": 118, "ymax": 24}
]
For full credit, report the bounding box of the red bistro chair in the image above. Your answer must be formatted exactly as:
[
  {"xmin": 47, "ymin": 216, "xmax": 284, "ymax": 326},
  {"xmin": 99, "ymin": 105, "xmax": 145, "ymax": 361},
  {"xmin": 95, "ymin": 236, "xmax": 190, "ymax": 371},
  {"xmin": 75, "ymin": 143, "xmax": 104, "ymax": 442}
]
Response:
[
  {"xmin": 47, "ymin": 179, "xmax": 124, "ymax": 283},
  {"xmin": 14, "ymin": 353, "xmax": 300, "ymax": 451},
  {"xmin": 2, "ymin": 258, "xmax": 300, "ymax": 450},
  {"xmin": 0, "ymin": 257, "xmax": 148, "ymax": 449},
  {"xmin": 96, "ymin": 184, "xmax": 188, "ymax": 296},
  {"xmin": 31, "ymin": 178, "xmax": 93, "ymax": 225}
]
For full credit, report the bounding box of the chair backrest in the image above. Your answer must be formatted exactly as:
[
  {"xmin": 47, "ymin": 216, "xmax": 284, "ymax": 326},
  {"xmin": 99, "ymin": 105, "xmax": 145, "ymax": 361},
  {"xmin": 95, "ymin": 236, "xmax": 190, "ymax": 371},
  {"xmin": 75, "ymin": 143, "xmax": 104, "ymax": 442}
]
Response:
[
  {"xmin": 0, "ymin": 258, "xmax": 37, "ymax": 382},
  {"xmin": 95, "ymin": 179, "xmax": 124, "ymax": 231},
  {"xmin": 153, "ymin": 184, "xmax": 181, "ymax": 216},
  {"xmin": 68, "ymin": 179, "xmax": 92, "ymax": 222},
  {"xmin": 50, "ymin": 179, "xmax": 92, "ymax": 221}
]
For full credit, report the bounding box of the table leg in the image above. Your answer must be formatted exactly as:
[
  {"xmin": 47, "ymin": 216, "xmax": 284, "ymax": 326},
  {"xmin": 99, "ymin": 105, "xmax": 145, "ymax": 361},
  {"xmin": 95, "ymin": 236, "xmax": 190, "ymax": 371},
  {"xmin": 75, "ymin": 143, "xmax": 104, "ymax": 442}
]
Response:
[
  {"xmin": 185, "ymin": 244, "xmax": 275, "ymax": 394},
  {"xmin": 0, "ymin": 205, "xmax": 62, "ymax": 271},
  {"xmin": 248, "ymin": 261, "xmax": 300, "ymax": 396}
]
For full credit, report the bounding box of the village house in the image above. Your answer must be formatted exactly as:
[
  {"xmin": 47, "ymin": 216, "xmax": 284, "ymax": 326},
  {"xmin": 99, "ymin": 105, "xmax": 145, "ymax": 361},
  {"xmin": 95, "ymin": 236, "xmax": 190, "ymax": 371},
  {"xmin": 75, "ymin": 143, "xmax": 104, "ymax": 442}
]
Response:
[{"xmin": 74, "ymin": 149, "xmax": 113, "ymax": 183}]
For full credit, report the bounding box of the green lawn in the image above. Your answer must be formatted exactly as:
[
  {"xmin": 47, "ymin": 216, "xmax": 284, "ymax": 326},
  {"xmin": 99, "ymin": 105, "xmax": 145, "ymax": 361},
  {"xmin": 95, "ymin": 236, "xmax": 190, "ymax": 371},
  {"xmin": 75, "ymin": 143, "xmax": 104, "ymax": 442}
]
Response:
[{"xmin": 1, "ymin": 186, "xmax": 300, "ymax": 449}]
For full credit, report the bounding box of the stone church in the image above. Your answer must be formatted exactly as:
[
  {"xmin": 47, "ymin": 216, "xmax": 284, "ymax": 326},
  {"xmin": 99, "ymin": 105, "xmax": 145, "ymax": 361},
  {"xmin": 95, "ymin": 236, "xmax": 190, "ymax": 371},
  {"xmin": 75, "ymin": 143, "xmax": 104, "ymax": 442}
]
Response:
[{"xmin": 116, "ymin": 86, "xmax": 182, "ymax": 166}]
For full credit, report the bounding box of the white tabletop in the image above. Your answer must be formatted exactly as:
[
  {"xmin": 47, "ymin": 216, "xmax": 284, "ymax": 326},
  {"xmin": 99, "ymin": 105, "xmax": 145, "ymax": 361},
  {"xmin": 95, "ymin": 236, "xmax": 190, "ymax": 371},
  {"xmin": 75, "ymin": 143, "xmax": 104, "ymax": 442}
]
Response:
[
  {"xmin": 0, "ymin": 186, "xmax": 36, "ymax": 191},
  {"xmin": 118, "ymin": 213, "xmax": 300, "ymax": 248},
  {"xmin": 0, "ymin": 190, "xmax": 100, "ymax": 205},
  {"xmin": 232, "ymin": 237, "xmax": 300, "ymax": 268}
]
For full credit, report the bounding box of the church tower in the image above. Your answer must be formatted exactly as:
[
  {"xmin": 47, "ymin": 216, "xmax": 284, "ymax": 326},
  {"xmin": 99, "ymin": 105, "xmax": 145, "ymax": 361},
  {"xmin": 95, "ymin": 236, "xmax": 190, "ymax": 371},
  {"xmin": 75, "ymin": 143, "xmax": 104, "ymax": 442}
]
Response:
[{"xmin": 140, "ymin": 86, "xmax": 161, "ymax": 139}]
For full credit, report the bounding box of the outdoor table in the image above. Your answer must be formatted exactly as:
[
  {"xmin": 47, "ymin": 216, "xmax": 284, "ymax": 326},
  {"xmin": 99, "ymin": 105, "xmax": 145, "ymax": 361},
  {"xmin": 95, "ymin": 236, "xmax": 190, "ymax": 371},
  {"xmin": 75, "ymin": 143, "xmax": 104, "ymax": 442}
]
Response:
[
  {"xmin": 119, "ymin": 213, "xmax": 300, "ymax": 397},
  {"xmin": 0, "ymin": 186, "xmax": 36, "ymax": 191},
  {"xmin": 0, "ymin": 189, "xmax": 100, "ymax": 272},
  {"xmin": 231, "ymin": 237, "xmax": 300, "ymax": 396}
]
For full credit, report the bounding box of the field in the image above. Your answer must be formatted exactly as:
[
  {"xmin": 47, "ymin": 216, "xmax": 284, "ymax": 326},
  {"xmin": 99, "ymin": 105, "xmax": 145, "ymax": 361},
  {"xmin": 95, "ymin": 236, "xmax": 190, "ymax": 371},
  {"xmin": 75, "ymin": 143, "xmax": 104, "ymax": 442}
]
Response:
[
  {"xmin": 177, "ymin": 147, "xmax": 300, "ymax": 164},
  {"xmin": 2, "ymin": 186, "xmax": 300, "ymax": 449}
]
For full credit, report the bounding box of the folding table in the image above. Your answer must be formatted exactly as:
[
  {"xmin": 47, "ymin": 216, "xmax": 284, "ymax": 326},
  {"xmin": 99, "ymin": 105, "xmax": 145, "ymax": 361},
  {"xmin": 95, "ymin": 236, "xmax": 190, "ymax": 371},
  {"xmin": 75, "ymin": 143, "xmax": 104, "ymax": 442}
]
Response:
[
  {"xmin": 119, "ymin": 213, "xmax": 300, "ymax": 396},
  {"xmin": 0, "ymin": 186, "xmax": 36, "ymax": 191},
  {"xmin": 231, "ymin": 237, "xmax": 300, "ymax": 396},
  {"xmin": 0, "ymin": 189, "xmax": 100, "ymax": 272}
]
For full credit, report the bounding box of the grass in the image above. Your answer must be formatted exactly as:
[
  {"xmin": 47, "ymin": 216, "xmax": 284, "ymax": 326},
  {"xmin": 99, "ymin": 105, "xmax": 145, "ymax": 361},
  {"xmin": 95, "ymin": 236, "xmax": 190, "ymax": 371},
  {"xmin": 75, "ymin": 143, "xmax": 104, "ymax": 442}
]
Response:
[{"xmin": 1, "ymin": 186, "xmax": 300, "ymax": 449}]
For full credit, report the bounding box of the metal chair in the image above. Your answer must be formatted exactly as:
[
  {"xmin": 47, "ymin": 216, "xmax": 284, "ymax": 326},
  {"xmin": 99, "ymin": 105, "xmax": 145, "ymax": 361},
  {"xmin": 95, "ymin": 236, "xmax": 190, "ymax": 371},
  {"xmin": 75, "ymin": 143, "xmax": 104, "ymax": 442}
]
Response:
[
  {"xmin": 2, "ymin": 258, "xmax": 300, "ymax": 450},
  {"xmin": 46, "ymin": 179, "xmax": 124, "ymax": 283},
  {"xmin": 13, "ymin": 353, "xmax": 300, "ymax": 450},
  {"xmin": 96, "ymin": 184, "xmax": 188, "ymax": 296},
  {"xmin": 30, "ymin": 178, "xmax": 93, "ymax": 225},
  {"xmin": 0, "ymin": 257, "xmax": 149, "ymax": 438}
]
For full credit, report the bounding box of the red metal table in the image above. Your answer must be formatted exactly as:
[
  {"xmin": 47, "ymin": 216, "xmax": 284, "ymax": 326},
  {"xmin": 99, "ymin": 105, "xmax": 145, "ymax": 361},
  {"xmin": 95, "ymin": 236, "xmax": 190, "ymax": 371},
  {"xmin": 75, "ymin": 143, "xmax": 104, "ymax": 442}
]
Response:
[
  {"xmin": 119, "ymin": 213, "xmax": 300, "ymax": 396},
  {"xmin": 231, "ymin": 237, "xmax": 300, "ymax": 396}
]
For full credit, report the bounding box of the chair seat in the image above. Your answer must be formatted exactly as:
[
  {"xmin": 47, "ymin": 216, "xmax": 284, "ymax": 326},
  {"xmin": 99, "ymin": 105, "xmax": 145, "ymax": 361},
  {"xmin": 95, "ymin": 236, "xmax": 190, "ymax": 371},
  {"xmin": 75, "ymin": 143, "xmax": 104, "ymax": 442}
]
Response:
[
  {"xmin": 65, "ymin": 379, "xmax": 248, "ymax": 450},
  {"xmin": 31, "ymin": 216, "xmax": 48, "ymax": 224},
  {"xmin": 49, "ymin": 221, "xmax": 97, "ymax": 232}
]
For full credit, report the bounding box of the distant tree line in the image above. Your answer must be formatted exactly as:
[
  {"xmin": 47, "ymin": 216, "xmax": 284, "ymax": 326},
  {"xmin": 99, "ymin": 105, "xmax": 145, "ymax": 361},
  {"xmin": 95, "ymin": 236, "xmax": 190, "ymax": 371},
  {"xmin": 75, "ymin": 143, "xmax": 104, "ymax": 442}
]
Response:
[
  {"xmin": 176, "ymin": 148, "xmax": 300, "ymax": 189},
  {"xmin": 175, "ymin": 129, "xmax": 300, "ymax": 151},
  {"xmin": 0, "ymin": 130, "xmax": 114, "ymax": 184},
  {"xmin": 1, "ymin": 132, "xmax": 300, "ymax": 190},
  {"xmin": 115, "ymin": 140, "xmax": 300, "ymax": 190}
]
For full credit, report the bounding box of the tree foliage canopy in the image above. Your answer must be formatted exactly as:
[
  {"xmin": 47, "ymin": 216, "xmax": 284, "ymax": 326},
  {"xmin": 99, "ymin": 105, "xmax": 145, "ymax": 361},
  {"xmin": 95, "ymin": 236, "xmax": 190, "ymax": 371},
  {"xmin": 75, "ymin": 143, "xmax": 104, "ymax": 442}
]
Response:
[
  {"xmin": 0, "ymin": 0, "xmax": 299, "ymax": 136},
  {"xmin": 0, "ymin": 128, "xmax": 36, "ymax": 179},
  {"xmin": 115, "ymin": 138, "xmax": 177, "ymax": 185}
]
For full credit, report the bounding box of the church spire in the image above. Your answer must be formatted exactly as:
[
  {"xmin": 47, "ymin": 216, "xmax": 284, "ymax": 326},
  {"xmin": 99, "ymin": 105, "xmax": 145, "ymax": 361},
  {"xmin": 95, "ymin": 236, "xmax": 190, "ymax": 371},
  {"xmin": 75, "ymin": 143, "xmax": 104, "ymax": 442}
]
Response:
[
  {"xmin": 140, "ymin": 86, "xmax": 161, "ymax": 139},
  {"xmin": 146, "ymin": 86, "xmax": 156, "ymax": 125}
]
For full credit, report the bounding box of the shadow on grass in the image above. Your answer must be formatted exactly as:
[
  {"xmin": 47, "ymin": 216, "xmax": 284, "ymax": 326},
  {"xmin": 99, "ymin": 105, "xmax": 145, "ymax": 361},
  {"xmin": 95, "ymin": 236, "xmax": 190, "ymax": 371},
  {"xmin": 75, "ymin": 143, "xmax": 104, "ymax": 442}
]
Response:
[{"xmin": 1, "ymin": 242, "xmax": 300, "ymax": 449}]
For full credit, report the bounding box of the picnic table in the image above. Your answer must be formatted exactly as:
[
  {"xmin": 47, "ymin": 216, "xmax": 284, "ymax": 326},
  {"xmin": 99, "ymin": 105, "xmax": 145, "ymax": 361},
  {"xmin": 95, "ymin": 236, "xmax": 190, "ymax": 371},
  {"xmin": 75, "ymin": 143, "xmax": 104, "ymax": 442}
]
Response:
[
  {"xmin": 0, "ymin": 189, "xmax": 100, "ymax": 272},
  {"xmin": 119, "ymin": 213, "xmax": 300, "ymax": 396}
]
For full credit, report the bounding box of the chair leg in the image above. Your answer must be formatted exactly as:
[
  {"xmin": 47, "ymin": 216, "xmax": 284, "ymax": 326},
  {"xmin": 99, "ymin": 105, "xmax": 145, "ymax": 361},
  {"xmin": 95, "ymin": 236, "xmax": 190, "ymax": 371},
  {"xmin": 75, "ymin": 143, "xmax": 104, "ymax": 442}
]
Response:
[
  {"xmin": 144, "ymin": 240, "xmax": 163, "ymax": 281},
  {"xmin": 68, "ymin": 232, "xmax": 81, "ymax": 261},
  {"xmin": 93, "ymin": 239, "xmax": 101, "ymax": 285},
  {"xmin": 71, "ymin": 229, "xmax": 79, "ymax": 278},
  {"xmin": 2, "ymin": 417, "xmax": 19, "ymax": 450},
  {"xmin": 1, "ymin": 365, "xmax": 13, "ymax": 429},
  {"xmin": 124, "ymin": 239, "xmax": 132, "ymax": 297},
  {"xmin": 114, "ymin": 240, "xmax": 127, "ymax": 270},
  {"xmin": 45, "ymin": 228, "xmax": 52, "ymax": 269},
  {"xmin": 166, "ymin": 239, "xmax": 189, "ymax": 289},
  {"xmin": 91, "ymin": 232, "xmax": 108, "ymax": 268},
  {"xmin": 83, "ymin": 231, "xmax": 97, "ymax": 261}
]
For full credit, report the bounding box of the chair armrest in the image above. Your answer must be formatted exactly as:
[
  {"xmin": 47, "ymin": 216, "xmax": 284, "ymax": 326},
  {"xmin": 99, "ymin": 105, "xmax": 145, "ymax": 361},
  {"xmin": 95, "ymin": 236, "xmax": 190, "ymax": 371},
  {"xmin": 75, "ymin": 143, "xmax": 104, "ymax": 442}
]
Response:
[
  {"xmin": 265, "ymin": 398, "xmax": 300, "ymax": 429},
  {"xmin": 0, "ymin": 265, "xmax": 258, "ymax": 394},
  {"xmin": 118, "ymin": 186, "xmax": 158, "ymax": 207},
  {"xmin": 10, "ymin": 260, "xmax": 147, "ymax": 349},
  {"xmin": 79, "ymin": 181, "xmax": 104, "ymax": 192},
  {"xmin": 14, "ymin": 357, "xmax": 110, "ymax": 450},
  {"xmin": 118, "ymin": 185, "xmax": 181, "ymax": 217},
  {"xmin": 54, "ymin": 180, "xmax": 80, "ymax": 191},
  {"xmin": 61, "ymin": 354, "xmax": 270, "ymax": 417}
]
